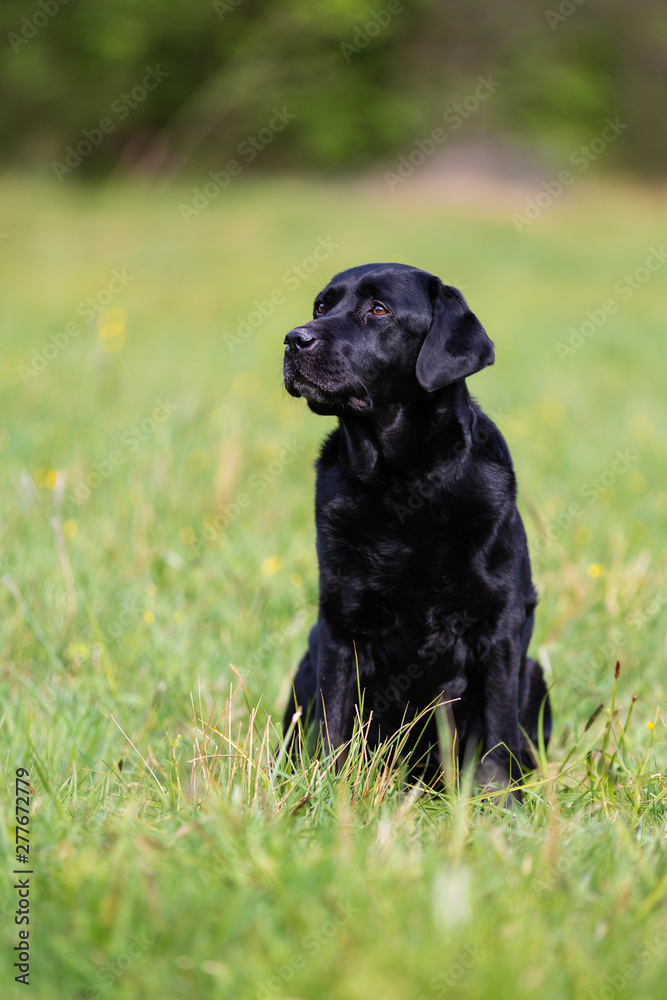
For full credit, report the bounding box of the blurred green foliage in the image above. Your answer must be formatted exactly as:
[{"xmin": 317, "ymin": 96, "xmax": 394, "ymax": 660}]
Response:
[{"xmin": 1, "ymin": 0, "xmax": 666, "ymax": 178}]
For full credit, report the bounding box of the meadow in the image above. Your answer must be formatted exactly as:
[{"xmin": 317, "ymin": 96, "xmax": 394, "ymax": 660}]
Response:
[{"xmin": 0, "ymin": 173, "xmax": 666, "ymax": 999}]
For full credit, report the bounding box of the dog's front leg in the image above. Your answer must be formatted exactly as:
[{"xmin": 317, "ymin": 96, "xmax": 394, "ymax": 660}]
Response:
[
  {"xmin": 314, "ymin": 621, "xmax": 361, "ymax": 758},
  {"xmin": 478, "ymin": 647, "xmax": 524, "ymax": 800}
]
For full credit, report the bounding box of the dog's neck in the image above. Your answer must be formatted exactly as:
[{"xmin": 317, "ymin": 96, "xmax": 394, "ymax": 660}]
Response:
[{"xmin": 338, "ymin": 381, "xmax": 474, "ymax": 482}]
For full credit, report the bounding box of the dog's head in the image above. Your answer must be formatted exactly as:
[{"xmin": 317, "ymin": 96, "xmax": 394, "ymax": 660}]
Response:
[{"xmin": 283, "ymin": 263, "xmax": 494, "ymax": 415}]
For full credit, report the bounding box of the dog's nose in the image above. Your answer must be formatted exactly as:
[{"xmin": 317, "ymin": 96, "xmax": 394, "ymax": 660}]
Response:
[{"xmin": 284, "ymin": 327, "xmax": 317, "ymax": 352}]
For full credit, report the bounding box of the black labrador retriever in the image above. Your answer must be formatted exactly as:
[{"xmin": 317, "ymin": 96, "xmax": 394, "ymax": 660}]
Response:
[{"xmin": 282, "ymin": 262, "xmax": 551, "ymax": 793}]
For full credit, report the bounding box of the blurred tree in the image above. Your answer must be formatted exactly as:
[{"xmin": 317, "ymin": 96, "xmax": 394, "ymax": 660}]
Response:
[{"xmin": 0, "ymin": 0, "xmax": 665, "ymax": 178}]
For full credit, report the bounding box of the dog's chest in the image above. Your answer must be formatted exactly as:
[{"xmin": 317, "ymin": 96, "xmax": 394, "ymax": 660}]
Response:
[{"xmin": 315, "ymin": 464, "xmax": 475, "ymax": 637}]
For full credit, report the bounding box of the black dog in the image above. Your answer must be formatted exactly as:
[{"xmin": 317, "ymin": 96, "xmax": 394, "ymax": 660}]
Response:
[{"xmin": 282, "ymin": 263, "xmax": 551, "ymax": 792}]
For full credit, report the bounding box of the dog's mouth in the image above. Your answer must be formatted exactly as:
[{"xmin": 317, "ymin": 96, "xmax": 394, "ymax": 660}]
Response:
[
  {"xmin": 285, "ymin": 371, "xmax": 371, "ymax": 413},
  {"xmin": 285, "ymin": 371, "xmax": 330, "ymax": 401}
]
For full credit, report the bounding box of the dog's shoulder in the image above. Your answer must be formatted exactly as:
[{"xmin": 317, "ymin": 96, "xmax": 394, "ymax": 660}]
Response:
[
  {"xmin": 314, "ymin": 429, "xmax": 351, "ymax": 507},
  {"xmin": 317, "ymin": 428, "xmax": 341, "ymax": 469},
  {"xmin": 469, "ymin": 400, "xmax": 513, "ymax": 469}
]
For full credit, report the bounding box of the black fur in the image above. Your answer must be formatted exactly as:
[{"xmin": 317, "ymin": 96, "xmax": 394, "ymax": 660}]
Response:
[{"xmin": 282, "ymin": 263, "xmax": 551, "ymax": 792}]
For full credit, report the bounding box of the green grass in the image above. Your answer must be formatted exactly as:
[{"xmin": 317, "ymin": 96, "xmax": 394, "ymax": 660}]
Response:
[{"xmin": 1, "ymin": 174, "xmax": 666, "ymax": 999}]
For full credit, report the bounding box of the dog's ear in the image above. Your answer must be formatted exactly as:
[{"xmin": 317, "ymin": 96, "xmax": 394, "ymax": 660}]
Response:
[{"xmin": 415, "ymin": 279, "xmax": 494, "ymax": 392}]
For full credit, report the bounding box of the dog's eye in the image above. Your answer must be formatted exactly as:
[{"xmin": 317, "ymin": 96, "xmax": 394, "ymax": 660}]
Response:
[
  {"xmin": 370, "ymin": 303, "xmax": 388, "ymax": 316},
  {"xmin": 314, "ymin": 302, "xmax": 325, "ymax": 316}
]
